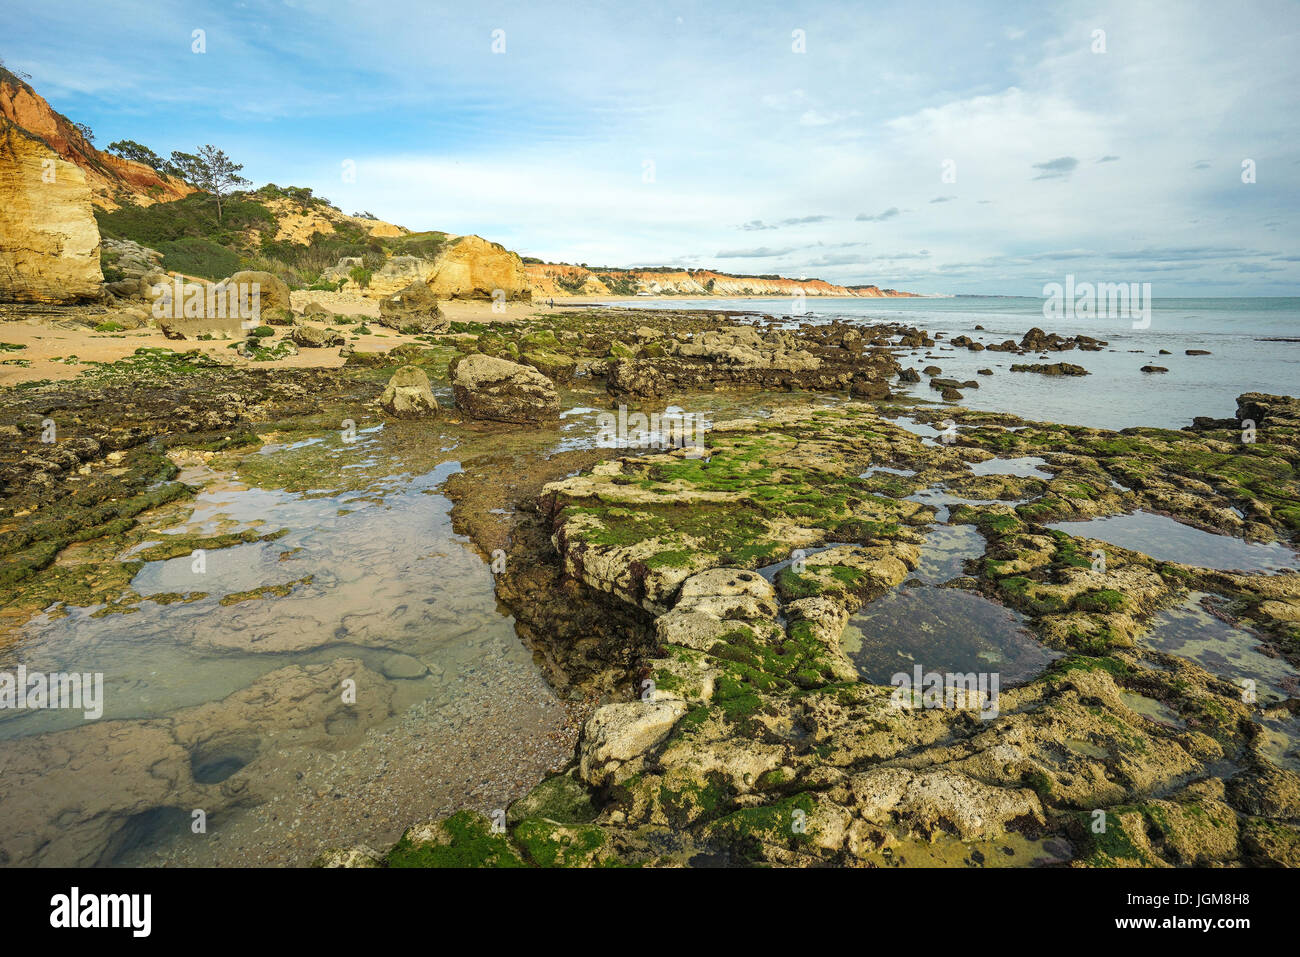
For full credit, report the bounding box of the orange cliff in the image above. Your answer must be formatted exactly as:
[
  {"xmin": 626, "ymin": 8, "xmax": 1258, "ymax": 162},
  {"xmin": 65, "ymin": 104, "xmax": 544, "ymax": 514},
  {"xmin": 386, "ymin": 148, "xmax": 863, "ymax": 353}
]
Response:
[
  {"xmin": 0, "ymin": 67, "xmax": 194, "ymax": 210},
  {"xmin": 524, "ymin": 263, "xmax": 920, "ymax": 299}
]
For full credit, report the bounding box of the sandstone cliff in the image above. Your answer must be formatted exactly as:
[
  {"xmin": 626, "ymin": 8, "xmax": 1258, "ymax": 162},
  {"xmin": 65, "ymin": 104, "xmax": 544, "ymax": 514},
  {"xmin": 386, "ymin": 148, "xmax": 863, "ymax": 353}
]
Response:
[
  {"xmin": 0, "ymin": 117, "xmax": 103, "ymax": 302},
  {"xmin": 252, "ymin": 193, "xmax": 407, "ymax": 246},
  {"xmin": 0, "ymin": 67, "xmax": 193, "ymax": 210},
  {"xmin": 326, "ymin": 235, "xmax": 532, "ymax": 300}
]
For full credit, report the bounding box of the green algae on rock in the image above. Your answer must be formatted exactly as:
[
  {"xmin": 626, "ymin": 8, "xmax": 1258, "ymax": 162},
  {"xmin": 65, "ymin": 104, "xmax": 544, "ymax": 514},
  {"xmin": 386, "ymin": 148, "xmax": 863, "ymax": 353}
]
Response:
[{"xmin": 362, "ymin": 395, "xmax": 1300, "ymax": 868}]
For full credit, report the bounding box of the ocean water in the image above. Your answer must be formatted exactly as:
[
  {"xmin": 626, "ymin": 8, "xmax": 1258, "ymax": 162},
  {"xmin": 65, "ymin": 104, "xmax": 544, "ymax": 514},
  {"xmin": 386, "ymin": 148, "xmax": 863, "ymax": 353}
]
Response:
[{"xmin": 605, "ymin": 297, "xmax": 1300, "ymax": 431}]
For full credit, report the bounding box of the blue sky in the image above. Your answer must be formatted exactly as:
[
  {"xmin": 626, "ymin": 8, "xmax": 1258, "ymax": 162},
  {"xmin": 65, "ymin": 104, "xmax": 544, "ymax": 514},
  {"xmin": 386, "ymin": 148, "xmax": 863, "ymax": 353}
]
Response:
[{"xmin": 6, "ymin": 0, "xmax": 1299, "ymax": 294}]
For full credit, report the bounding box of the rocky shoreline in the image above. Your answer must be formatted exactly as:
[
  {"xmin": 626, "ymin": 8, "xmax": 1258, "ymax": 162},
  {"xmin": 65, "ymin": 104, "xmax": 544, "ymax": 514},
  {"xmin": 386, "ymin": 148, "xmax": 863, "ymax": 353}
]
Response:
[{"xmin": 2, "ymin": 303, "xmax": 1299, "ymax": 868}]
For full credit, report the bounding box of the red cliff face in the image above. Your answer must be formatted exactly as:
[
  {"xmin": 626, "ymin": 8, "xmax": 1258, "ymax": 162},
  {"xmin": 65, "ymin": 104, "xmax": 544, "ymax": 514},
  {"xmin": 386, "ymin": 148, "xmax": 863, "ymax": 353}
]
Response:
[{"xmin": 0, "ymin": 68, "xmax": 194, "ymax": 210}]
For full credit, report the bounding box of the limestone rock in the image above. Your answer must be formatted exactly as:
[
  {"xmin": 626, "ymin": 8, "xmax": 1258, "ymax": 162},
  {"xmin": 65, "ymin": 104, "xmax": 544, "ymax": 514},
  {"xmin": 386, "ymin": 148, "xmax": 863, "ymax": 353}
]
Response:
[
  {"xmin": 314, "ymin": 845, "xmax": 383, "ymax": 868},
  {"xmin": 675, "ymin": 567, "xmax": 779, "ymax": 621},
  {"xmin": 220, "ymin": 270, "xmax": 292, "ymax": 317},
  {"xmin": 848, "ymin": 766, "xmax": 1045, "ymax": 842},
  {"xmin": 379, "ymin": 365, "xmax": 439, "ymax": 418},
  {"xmin": 290, "ymin": 323, "xmax": 344, "ymax": 348},
  {"xmin": 377, "ymin": 279, "xmax": 448, "ymax": 334},
  {"xmin": 579, "ymin": 700, "xmax": 687, "ymax": 787},
  {"xmin": 451, "ymin": 354, "xmax": 559, "ymax": 424}
]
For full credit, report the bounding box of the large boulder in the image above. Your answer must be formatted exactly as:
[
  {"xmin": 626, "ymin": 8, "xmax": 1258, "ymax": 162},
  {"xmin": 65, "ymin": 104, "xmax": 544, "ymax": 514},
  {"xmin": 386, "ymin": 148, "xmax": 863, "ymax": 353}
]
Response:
[
  {"xmin": 0, "ymin": 118, "xmax": 103, "ymax": 302},
  {"xmin": 451, "ymin": 354, "xmax": 559, "ymax": 424},
  {"xmin": 289, "ymin": 323, "xmax": 344, "ymax": 348},
  {"xmin": 377, "ymin": 280, "xmax": 449, "ymax": 334},
  {"xmin": 379, "ymin": 365, "xmax": 439, "ymax": 418},
  {"xmin": 219, "ymin": 270, "xmax": 292, "ymax": 319}
]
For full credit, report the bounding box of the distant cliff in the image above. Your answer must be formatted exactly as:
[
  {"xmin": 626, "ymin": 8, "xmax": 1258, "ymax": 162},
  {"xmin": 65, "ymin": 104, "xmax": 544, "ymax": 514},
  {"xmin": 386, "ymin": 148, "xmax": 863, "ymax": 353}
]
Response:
[{"xmin": 525, "ymin": 263, "xmax": 920, "ymax": 299}]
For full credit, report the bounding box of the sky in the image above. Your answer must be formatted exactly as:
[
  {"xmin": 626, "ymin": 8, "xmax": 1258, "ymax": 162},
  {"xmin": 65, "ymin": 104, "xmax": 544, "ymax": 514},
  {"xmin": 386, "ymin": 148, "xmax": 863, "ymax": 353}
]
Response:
[{"xmin": 5, "ymin": 0, "xmax": 1299, "ymax": 295}]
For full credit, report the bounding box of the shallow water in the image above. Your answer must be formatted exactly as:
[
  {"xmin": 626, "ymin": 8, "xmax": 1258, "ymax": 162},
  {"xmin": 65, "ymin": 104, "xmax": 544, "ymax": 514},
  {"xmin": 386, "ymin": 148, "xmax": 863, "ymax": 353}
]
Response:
[
  {"xmin": 1118, "ymin": 690, "xmax": 1187, "ymax": 728},
  {"xmin": 841, "ymin": 587, "xmax": 1059, "ymax": 687},
  {"xmin": 1047, "ymin": 510, "xmax": 1300, "ymax": 573},
  {"xmin": 0, "ymin": 425, "xmax": 575, "ymax": 866},
  {"xmin": 1257, "ymin": 711, "xmax": 1300, "ymax": 773},
  {"xmin": 906, "ymin": 487, "xmax": 1022, "ymax": 524},
  {"xmin": 970, "ymin": 456, "xmax": 1053, "ymax": 479},
  {"xmin": 840, "ymin": 518, "xmax": 1058, "ymax": 686},
  {"xmin": 1142, "ymin": 593, "xmax": 1300, "ymax": 703}
]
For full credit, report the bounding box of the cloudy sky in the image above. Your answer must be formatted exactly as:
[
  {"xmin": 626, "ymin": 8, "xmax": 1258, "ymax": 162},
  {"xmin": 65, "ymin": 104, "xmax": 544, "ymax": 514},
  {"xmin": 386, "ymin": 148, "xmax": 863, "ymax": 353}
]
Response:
[{"xmin": 6, "ymin": 0, "xmax": 1299, "ymax": 294}]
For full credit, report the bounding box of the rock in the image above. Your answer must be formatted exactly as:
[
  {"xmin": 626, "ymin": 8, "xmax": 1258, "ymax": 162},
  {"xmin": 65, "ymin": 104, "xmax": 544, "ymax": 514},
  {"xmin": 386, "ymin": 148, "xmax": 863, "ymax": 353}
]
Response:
[
  {"xmin": 578, "ymin": 700, "xmax": 687, "ymax": 787},
  {"xmin": 898, "ymin": 367, "xmax": 921, "ymax": 383},
  {"xmin": 1140, "ymin": 365, "xmax": 1169, "ymax": 374},
  {"xmin": 451, "ymin": 354, "xmax": 559, "ymax": 424},
  {"xmin": 978, "ymin": 368, "xmax": 993, "ymax": 375},
  {"xmin": 675, "ymin": 567, "xmax": 779, "ymax": 621},
  {"xmin": 607, "ymin": 323, "xmax": 898, "ymax": 400},
  {"xmin": 325, "ymin": 235, "xmax": 532, "ymax": 301},
  {"xmin": 379, "ymin": 365, "xmax": 439, "ymax": 418},
  {"xmin": 299, "ymin": 300, "xmax": 336, "ymax": 321},
  {"xmin": 222, "ymin": 270, "xmax": 292, "ymax": 316},
  {"xmin": 923, "ymin": 365, "xmax": 942, "ymax": 376},
  {"xmin": 0, "ymin": 117, "xmax": 103, "ymax": 302},
  {"xmin": 378, "ymin": 652, "xmax": 429, "ymax": 679},
  {"xmin": 941, "ymin": 387, "xmax": 963, "ymax": 400},
  {"xmin": 377, "ymin": 279, "xmax": 449, "ymax": 334},
  {"xmin": 850, "ymin": 377, "xmax": 891, "ymax": 400},
  {"xmin": 106, "ymin": 278, "xmax": 144, "ymax": 298},
  {"xmin": 238, "ymin": 337, "xmax": 297, "ymax": 359},
  {"xmin": 1010, "ymin": 362, "xmax": 1089, "ymax": 376},
  {"xmin": 290, "ymin": 323, "xmax": 345, "ymax": 348},
  {"xmin": 521, "ymin": 351, "xmax": 577, "ymax": 385},
  {"xmin": 313, "ymin": 845, "xmax": 383, "ymax": 868},
  {"xmin": 1186, "ymin": 349, "xmax": 1211, "ymax": 356},
  {"xmin": 848, "ymin": 767, "xmax": 1045, "ymax": 842},
  {"xmin": 1237, "ymin": 392, "xmax": 1300, "ymax": 429},
  {"xmin": 262, "ymin": 306, "xmax": 295, "ymax": 326}
]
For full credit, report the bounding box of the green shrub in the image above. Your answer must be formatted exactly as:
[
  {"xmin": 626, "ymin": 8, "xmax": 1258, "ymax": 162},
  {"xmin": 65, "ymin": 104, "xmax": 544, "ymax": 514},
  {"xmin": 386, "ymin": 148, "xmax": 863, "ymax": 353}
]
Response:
[
  {"xmin": 95, "ymin": 192, "xmax": 273, "ymax": 246},
  {"xmin": 153, "ymin": 238, "xmax": 240, "ymax": 280}
]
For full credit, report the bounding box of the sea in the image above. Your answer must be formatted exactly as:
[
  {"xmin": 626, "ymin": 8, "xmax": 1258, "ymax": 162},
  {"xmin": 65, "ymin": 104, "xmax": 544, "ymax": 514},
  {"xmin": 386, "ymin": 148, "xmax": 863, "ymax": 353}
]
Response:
[{"xmin": 601, "ymin": 296, "xmax": 1300, "ymax": 432}]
